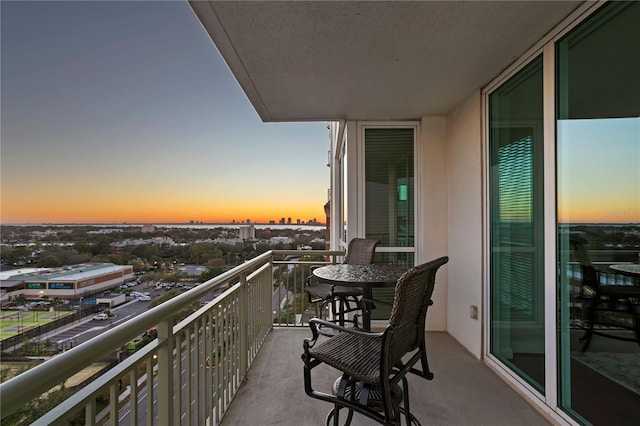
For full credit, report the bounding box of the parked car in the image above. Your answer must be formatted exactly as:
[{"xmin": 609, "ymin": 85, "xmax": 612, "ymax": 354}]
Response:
[{"xmin": 93, "ymin": 313, "xmax": 109, "ymax": 321}]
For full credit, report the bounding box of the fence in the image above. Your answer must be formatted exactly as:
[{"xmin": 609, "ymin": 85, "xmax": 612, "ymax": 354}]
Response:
[{"xmin": 0, "ymin": 305, "xmax": 100, "ymax": 353}]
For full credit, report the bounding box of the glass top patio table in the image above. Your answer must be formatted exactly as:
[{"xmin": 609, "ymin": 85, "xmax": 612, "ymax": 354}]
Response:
[
  {"xmin": 312, "ymin": 264, "xmax": 409, "ymax": 330},
  {"xmin": 609, "ymin": 264, "xmax": 640, "ymax": 277}
]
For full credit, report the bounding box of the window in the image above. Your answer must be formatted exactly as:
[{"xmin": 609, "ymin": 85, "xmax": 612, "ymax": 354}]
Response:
[{"xmin": 363, "ymin": 126, "xmax": 416, "ymax": 318}]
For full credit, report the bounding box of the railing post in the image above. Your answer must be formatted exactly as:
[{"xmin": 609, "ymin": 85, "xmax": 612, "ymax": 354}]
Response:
[
  {"xmin": 268, "ymin": 255, "xmax": 275, "ymax": 330},
  {"xmin": 239, "ymin": 272, "xmax": 248, "ymax": 379},
  {"xmin": 157, "ymin": 318, "xmax": 174, "ymax": 425},
  {"xmin": 129, "ymin": 368, "xmax": 138, "ymax": 426},
  {"xmin": 85, "ymin": 398, "xmax": 96, "ymax": 426}
]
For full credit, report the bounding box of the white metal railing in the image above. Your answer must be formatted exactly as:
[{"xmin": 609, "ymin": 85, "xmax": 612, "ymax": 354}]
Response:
[{"xmin": 0, "ymin": 249, "xmax": 342, "ymax": 425}]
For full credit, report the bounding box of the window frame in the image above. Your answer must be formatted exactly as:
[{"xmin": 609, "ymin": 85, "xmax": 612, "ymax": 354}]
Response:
[{"xmin": 356, "ymin": 121, "xmax": 421, "ymax": 261}]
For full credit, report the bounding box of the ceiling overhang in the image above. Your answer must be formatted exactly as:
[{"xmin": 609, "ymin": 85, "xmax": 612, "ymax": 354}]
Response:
[{"xmin": 189, "ymin": 1, "xmax": 584, "ymax": 122}]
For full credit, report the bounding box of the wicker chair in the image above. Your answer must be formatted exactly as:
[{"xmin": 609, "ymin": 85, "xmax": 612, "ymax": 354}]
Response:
[
  {"xmin": 305, "ymin": 238, "xmax": 379, "ymax": 326},
  {"xmin": 570, "ymin": 238, "xmax": 640, "ymax": 351},
  {"xmin": 302, "ymin": 256, "xmax": 448, "ymax": 426}
]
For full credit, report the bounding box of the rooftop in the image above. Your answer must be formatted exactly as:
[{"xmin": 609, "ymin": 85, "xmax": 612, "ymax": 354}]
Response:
[{"xmin": 2, "ymin": 262, "xmax": 124, "ymax": 281}]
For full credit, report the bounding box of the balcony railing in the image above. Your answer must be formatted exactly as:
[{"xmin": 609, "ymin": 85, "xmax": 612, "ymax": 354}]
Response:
[{"xmin": 0, "ymin": 249, "xmax": 343, "ymax": 425}]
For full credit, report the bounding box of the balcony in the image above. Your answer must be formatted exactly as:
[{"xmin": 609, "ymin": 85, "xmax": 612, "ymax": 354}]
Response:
[
  {"xmin": 0, "ymin": 250, "xmax": 548, "ymax": 425},
  {"xmin": 222, "ymin": 328, "xmax": 548, "ymax": 425}
]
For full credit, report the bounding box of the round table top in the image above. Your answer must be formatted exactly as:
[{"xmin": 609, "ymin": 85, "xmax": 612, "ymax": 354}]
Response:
[
  {"xmin": 312, "ymin": 264, "xmax": 409, "ymax": 287},
  {"xmin": 609, "ymin": 264, "xmax": 640, "ymax": 276}
]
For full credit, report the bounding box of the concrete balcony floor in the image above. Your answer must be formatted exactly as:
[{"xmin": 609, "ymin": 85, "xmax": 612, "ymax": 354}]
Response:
[{"xmin": 221, "ymin": 329, "xmax": 551, "ymax": 425}]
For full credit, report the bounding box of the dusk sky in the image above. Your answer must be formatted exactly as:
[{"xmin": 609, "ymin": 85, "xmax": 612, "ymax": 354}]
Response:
[
  {"xmin": 1, "ymin": 1, "xmax": 329, "ymax": 225},
  {"xmin": 557, "ymin": 118, "xmax": 640, "ymax": 224}
]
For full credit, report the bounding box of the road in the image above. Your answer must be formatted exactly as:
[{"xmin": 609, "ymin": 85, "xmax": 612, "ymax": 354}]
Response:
[
  {"xmin": 51, "ymin": 298, "xmax": 152, "ymax": 350},
  {"xmin": 48, "ymin": 280, "xmax": 175, "ymax": 349}
]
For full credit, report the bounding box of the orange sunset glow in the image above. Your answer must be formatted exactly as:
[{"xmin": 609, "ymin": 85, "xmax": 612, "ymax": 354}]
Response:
[
  {"xmin": 0, "ymin": 184, "xmax": 327, "ymax": 225},
  {"xmin": 0, "ymin": 1, "xmax": 330, "ymax": 226}
]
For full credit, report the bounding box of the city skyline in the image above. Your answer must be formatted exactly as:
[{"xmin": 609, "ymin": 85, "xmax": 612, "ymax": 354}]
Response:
[{"xmin": 1, "ymin": 1, "xmax": 329, "ymax": 225}]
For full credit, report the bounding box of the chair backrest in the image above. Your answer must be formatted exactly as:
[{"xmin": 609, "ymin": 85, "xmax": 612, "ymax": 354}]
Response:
[
  {"xmin": 387, "ymin": 256, "xmax": 448, "ymax": 366},
  {"xmin": 343, "ymin": 238, "xmax": 379, "ymax": 265},
  {"xmin": 569, "ymin": 237, "xmax": 600, "ymax": 294}
]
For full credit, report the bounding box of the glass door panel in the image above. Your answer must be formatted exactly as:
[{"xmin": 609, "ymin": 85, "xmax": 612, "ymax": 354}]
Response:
[
  {"xmin": 489, "ymin": 56, "xmax": 546, "ymax": 393},
  {"xmin": 556, "ymin": 2, "xmax": 640, "ymax": 424}
]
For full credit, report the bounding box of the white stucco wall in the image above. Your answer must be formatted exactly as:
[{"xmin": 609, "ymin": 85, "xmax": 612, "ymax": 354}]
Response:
[
  {"xmin": 418, "ymin": 117, "xmax": 448, "ymax": 331},
  {"xmin": 445, "ymin": 90, "xmax": 483, "ymax": 358}
]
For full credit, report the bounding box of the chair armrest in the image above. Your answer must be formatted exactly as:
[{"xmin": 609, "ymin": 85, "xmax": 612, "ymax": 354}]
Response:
[
  {"xmin": 306, "ymin": 264, "xmax": 324, "ymax": 285},
  {"xmin": 308, "ymin": 318, "xmax": 384, "ymax": 339},
  {"xmin": 304, "ymin": 318, "xmax": 385, "ymax": 357}
]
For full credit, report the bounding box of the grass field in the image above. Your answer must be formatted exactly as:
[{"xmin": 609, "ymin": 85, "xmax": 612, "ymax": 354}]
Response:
[{"xmin": 0, "ymin": 310, "xmax": 72, "ymax": 340}]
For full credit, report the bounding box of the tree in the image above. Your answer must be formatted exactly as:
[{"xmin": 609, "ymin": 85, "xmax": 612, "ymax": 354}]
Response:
[
  {"xmin": 1, "ymin": 246, "xmax": 28, "ymax": 265},
  {"xmin": 73, "ymin": 240, "xmax": 91, "ymax": 255},
  {"xmin": 38, "ymin": 255, "xmax": 62, "ymax": 268},
  {"xmin": 91, "ymin": 238, "xmax": 113, "ymax": 256},
  {"xmin": 68, "ymin": 253, "xmax": 92, "ymax": 264},
  {"xmin": 207, "ymin": 258, "xmax": 225, "ymax": 268},
  {"xmin": 200, "ymin": 266, "xmax": 224, "ymax": 282},
  {"xmin": 130, "ymin": 258, "xmax": 147, "ymax": 272}
]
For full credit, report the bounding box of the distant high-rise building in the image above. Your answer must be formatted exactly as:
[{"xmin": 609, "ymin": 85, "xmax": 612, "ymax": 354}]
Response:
[
  {"xmin": 287, "ymin": 217, "xmax": 291, "ymax": 224},
  {"xmin": 140, "ymin": 225, "xmax": 155, "ymax": 233},
  {"xmin": 239, "ymin": 225, "xmax": 255, "ymax": 241}
]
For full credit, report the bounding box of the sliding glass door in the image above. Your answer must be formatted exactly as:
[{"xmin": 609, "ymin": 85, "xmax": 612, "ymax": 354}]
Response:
[
  {"xmin": 556, "ymin": 2, "xmax": 640, "ymax": 424},
  {"xmin": 488, "ymin": 1, "xmax": 639, "ymax": 423},
  {"xmin": 489, "ymin": 56, "xmax": 546, "ymax": 393}
]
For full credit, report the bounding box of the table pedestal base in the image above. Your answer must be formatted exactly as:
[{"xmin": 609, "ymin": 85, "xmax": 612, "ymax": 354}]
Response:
[{"xmin": 325, "ymin": 376, "xmax": 421, "ymax": 426}]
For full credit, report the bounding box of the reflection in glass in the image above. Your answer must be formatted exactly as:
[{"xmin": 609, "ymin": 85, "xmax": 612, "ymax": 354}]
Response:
[
  {"xmin": 489, "ymin": 55, "xmax": 545, "ymax": 393},
  {"xmin": 556, "ymin": 2, "xmax": 640, "ymax": 424},
  {"xmin": 341, "ymin": 142, "xmax": 348, "ymax": 245},
  {"xmin": 364, "ymin": 128, "xmax": 414, "ymax": 249},
  {"xmin": 364, "ymin": 127, "xmax": 415, "ymax": 319}
]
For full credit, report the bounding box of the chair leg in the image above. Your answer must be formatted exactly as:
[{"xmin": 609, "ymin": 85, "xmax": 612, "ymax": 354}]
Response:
[
  {"xmin": 419, "ymin": 343, "xmax": 434, "ymax": 380},
  {"xmin": 325, "ymin": 407, "xmax": 336, "ymax": 426},
  {"xmin": 398, "ymin": 376, "xmax": 424, "ymax": 426},
  {"xmin": 579, "ymin": 298, "xmax": 597, "ymax": 351},
  {"xmin": 628, "ymin": 298, "xmax": 640, "ymax": 348},
  {"xmin": 338, "ymin": 297, "xmax": 346, "ymax": 327},
  {"xmin": 326, "ymin": 406, "xmax": 354, "ymax": 426}
]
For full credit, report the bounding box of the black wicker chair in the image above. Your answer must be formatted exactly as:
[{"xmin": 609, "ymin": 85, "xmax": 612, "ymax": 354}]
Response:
[
  {"xmin": 570, "ymin": 238, "xmax": 640, "ymax": 351},
  {"xmin": 302, "ymin": 256, "xmax": 448, "ymax": 426},
  {"xmin": 305, "ymin": 238, "xmax": 379, "ymax": 326}
]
